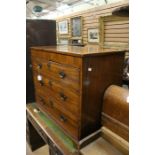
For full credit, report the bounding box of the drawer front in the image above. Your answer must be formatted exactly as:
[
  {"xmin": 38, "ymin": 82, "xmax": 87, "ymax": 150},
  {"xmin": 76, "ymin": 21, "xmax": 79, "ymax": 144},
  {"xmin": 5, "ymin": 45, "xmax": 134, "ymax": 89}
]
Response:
[
  {"xmin": 32, "ymin": 58, "xmax": 80, "ymax": 91},
  {"xmin": 35, "ymin": 93, "xmax": 79, "ymax": 124},
  {"xmin": 31, "ymin": 49, "xmax": 82, "ymax": 68},
  {"xmin": 33, "ymin": 74, "xmax": 80, "ymax": 120},
  {"xmin": 36, "ymin": 95, "xmax": 79, "ymax": 140},
  {"xmin": 33, "ymin": 72, "xmax": 80, "ymax": 106}
]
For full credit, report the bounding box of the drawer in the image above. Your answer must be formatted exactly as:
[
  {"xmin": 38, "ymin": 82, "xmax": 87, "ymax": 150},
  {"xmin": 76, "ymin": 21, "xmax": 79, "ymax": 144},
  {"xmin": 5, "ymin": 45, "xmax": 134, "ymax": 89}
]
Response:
[
  {"xmin": 35, "ymin": 88, "xmax": 79, "ymax": 123},
  {"xmin": 36, "ymin": 96, "xmax": 79, "ymax": 140},
  {"xmin": 36, "ymin": 94, "xmax": 79, "ymax": 125},
  {"xmin": 33, "ymin": 72, "xmax": 80, "ymax": 106},
  {"xmin": 32, "ymin": 58, "xmax": 80, "ymax": 91}
]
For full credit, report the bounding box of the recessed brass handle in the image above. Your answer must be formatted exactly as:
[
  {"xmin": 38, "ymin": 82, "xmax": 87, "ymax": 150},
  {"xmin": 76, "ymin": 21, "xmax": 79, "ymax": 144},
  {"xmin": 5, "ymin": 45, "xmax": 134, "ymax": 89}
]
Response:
[
  {"xmin": 59, "ymin": 71, "xmax": 66, "ymax": 79},
  {"xmin": 59, "ymin": 115, "xmax": 67, "ymax": 122},
  {"xmin": 59, "ymin": 93, "xmax": 67, "ymax": 101}
]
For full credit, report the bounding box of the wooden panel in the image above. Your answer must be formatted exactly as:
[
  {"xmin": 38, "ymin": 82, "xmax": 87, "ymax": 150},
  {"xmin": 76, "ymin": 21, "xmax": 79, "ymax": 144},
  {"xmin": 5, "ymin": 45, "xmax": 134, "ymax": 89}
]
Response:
[
  {"xmin": 104, "ymin": 23, "xmax": 128, "ymax": 30},
  {"xmin": 34, "ymin": 83, "xmax": 80, "ymax": 122},
  {"xmin": 105, "ymin": 20, "xmax": 128, "ymax": 26},
  {"xmin": 57, "ymin": 1, "xmax": 128, "ymax": 21},
  {"xmin": 56, "ymin": 0, "xmax": 129, "ymax": 48},
  {"xmin": 102, "ymin": 85, "xmax": 129, "ymax": 141},
  {"xmin": 32, "ymin": 57, "xmax": 80, "ymax": 90},
  {"xmin": 31, "ymin": 49, "xmax": 82, "ymax": 68},
  {"xmin": 101, "ymin": 127, "xmax": 129, "ymax": 155},
  {"xmin": 81, "ymin": 53, "xmax": 125, "ymax": 139},
  {"xmin": 80, "ymin": 137, "xmax": 123, "ymax": 155},
  {"xmin": 26, "ymin": 104, "xmax": 79, "ymax": 155},
  {"xmin": 104, "ymin": 16, "xmax": 129, "ymax": 21},
  {"xmin": 36, "ymin": 96, "xmax": 79, "ymax": 140},
  {"xmin": 104, "ymin": 37, "xmax": 128, "ymax": 42},
  {"xmin": 105, "ymin": 28, "xmax": 129, "ymax": 34},
  {"xmin": 105, "ymin": 33, "xmax": 128, "ymax": 38}
]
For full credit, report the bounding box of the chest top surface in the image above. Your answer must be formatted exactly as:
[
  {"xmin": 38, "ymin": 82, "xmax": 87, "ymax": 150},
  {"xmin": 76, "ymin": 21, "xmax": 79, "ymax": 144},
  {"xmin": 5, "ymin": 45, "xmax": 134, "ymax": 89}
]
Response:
[{"xmin": 31, "ymin": 45, "xmax": 125, "ymax": 57}]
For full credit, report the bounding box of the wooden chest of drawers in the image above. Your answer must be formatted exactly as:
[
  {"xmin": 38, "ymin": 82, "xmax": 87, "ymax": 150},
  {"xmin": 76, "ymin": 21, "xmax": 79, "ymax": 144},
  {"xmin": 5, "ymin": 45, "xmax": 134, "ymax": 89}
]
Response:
[{"xmin": 31, "ymin": 45, "xmax": 125, "ymax": 141}]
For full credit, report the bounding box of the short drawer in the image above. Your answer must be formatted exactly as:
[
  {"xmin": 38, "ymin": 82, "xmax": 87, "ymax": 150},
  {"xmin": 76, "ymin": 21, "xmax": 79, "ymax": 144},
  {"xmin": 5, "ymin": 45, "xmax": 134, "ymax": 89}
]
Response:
[{"xmin": 32, "ymin": 58, "xmax": 80, "ymax": 91}]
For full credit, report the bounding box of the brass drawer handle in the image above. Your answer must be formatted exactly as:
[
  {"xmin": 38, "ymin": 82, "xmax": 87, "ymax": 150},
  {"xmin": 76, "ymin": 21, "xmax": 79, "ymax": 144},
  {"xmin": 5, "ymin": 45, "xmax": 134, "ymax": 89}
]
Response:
[
  {"xmin": 59, "ymin": 115, "xmax": 67, "ymax": 122},
  {"xmin": 59, "ymin": 71, "xmax": 66, "ymax": 79},
  {"xmin": 47, "ymin": 60, "xmax": 52, "ymax": 69},
  {"xmin": 59, "ymin": 93, "xmax": 67, "ymax": 101},
  {"xmin": 39, "ymin": 80, "xmax": 44, "ymax": 86},
  {"xmin": 37, "ymin": 64, "xmax": 42, "ymax": 69}
]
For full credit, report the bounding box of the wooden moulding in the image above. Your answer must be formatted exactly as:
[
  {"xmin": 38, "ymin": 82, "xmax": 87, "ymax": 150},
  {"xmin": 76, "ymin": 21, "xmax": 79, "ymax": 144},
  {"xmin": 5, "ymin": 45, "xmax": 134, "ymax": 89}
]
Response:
[
  {"xmin": 26, "ymin": 103, "xmax": 101, "ymax": 155},
  {"xmin": 101, "ymin": 127, "xmax": 129, "ymax": 155}
]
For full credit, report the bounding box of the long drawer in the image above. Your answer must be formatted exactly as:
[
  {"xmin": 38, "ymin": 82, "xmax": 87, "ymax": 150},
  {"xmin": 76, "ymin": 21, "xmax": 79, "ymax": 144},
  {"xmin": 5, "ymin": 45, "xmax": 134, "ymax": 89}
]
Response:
[
  {"xmin": 35, "ymin": 89, "xmax": 79, "ymax": 123},
  {"xmin": 32, "ymin": 57, "xmax": 80, "ymax": 91},
  {"xmin": 33, "ymin": 71, "xmax": 80, "ymax": 106},
  {"xmin": 36, "ymin": 95, "xmax": 79, "ymax": 140},
  {"xmin": 33, "ymin": 73, "xmax": 80, "ymax": 120}
]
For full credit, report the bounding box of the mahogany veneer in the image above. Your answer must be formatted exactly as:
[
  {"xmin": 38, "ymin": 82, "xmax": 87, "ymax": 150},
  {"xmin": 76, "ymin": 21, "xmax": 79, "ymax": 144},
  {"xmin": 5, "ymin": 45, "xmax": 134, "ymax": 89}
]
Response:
[{"xmin": 31, "ymin": 45, "xmax": 125, "ymax": 141}]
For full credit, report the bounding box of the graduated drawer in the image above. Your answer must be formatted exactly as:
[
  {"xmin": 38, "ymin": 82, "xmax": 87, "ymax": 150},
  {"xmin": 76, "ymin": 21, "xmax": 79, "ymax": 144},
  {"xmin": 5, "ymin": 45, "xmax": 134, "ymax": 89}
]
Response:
[
  {"xmin": 33, "ymin": 71, "xmax": 80, "ymax": 105},
  {"xmin": 36, "ymin": 95, "xmax": 79, "ymax": 140},
  {"xmin": 31, "ymin": 57, "xmax": 80, "ymax": 91},
  {"xmin": 35, "ymin": 88, "xmax": 79, "ymax": 123}
]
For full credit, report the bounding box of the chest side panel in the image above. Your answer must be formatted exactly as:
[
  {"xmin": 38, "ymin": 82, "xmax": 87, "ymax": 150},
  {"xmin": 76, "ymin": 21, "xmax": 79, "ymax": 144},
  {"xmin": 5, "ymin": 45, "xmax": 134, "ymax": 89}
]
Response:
[{"xmin": 81, "ymin": 53, "xmax": 125, "ymax": 139}]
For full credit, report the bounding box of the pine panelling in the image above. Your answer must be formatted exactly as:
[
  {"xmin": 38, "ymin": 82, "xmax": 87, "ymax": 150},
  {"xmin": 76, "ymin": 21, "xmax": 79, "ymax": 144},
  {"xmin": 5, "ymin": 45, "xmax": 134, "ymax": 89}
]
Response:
[
  {"xmin": 57, "ymin": 0, "xmax": 129, "ymax": 20},
  {"xmin": 105, "ymin": 29, "xmax": 129, "ymax": 34},
  {"xmin": 102, "ymin": 15, "xmax": 129, "ymax": 49},
  {"xmin": 105, "ymin": 33, "xmax": 128, "ymax": 38},
  {"xmin": 56, "ymin": 0, "xmax": 129, "ymax": 47},
  {"xmin": 105, "ymin": 37, "xmax": 129, "ymax": 42},
  {"xmin": 105, "ymin": 20, "xmax": 128, "ymax": 26},
  {"xmin": 104, "ymin": 23, "xmax": 129, "ymax": 29}
]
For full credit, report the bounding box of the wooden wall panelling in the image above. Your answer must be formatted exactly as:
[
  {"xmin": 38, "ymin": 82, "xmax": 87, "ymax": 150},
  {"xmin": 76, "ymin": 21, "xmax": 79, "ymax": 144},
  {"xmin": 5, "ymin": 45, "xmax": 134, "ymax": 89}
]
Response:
[
  {"xmin": 56, "ymin": 0, "xmax": 129, "ymax": 46},
  {"xmin": 102, "ymin": 15, "xmax": 129, "ymax": 50}
]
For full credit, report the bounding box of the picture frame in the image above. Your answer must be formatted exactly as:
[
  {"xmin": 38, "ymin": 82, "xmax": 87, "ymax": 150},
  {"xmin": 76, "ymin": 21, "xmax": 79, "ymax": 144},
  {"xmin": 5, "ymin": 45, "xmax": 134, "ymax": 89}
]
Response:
[
  {"xmin": 88, "ymin": 28, "xmax": 99, "ymax": 43},
  {"xmin": 58, "ymin": 20, "xmax": 68, "ymax": 35},
  {"xmin": 71, "ymin": 16, "xmax": 82, "ymax": 37}
]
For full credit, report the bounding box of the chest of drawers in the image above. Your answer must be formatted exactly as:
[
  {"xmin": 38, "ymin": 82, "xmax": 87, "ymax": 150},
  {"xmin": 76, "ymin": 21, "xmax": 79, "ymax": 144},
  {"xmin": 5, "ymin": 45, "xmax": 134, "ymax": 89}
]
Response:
[{"xmin": 31, "ymin": 45, "xmax": 125, "ymax": 142}]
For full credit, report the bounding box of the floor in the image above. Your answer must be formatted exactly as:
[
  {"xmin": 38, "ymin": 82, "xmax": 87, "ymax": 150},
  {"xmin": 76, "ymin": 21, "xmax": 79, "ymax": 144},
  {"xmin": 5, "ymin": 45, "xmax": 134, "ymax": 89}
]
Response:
[
  {"xmin": 26, "ymin": 143, "xmax": 49, "ymax": 155},
  {"xmin": 81, "ymin": 138, "xmax": 123, "ymax": 155}
]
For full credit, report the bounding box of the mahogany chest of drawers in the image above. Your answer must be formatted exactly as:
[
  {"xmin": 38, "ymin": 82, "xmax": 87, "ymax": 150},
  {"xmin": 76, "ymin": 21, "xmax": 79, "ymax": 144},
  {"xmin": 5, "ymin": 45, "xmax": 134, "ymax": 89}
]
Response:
[{"xmin": 31, "ymin": 45, "xmax": 125, "ymax": 141}]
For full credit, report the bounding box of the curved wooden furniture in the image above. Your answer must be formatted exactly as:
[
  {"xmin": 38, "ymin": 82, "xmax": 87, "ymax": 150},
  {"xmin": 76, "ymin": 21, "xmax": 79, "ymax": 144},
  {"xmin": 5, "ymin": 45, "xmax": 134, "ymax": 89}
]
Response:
[{"xmin": 102, "ymin": 85, "xmax": 129, "ymax": 154}]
